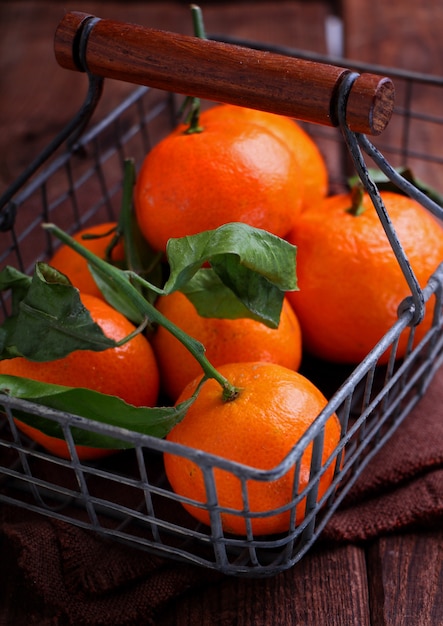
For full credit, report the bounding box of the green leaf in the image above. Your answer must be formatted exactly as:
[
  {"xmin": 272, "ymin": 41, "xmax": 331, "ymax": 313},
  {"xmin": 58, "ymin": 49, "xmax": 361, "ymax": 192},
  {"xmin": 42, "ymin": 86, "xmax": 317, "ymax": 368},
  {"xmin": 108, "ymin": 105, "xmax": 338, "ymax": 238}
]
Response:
[
  {"xmin": 209, "ymin": 254, "xmax": 285, "ymax": 327},
  {"xmin": 88, "ymin": 263, "xmax": 148, "ymax": 325},
  {"xmin": 0, "ymin": 374, "xmax": 199, "ymax": 448},
  {"xmin": 112, "ymin": 158, "xmax": 163, "ymax": 301},
  {"xmin": 86, "ymin": 159, "xmax": 163, "ymax": 323},
  {"xmin": 164, "ymin": 222, "xmax": 298, "ymax": 327},
  {"xmin": 181, "ymin": 267, "xmax": 283, "ymax": 326},
  {"xmin": 180, "ymin": 267, "xmax": 267, "ymax": 321},
  {"xmin": 0, "ymin": 262, "xmax": 117, "ymax": 361},
  {"xmin": 0, "ymin": 266, "xmax": 32, "ymax": 316},
  {"xmin": 0, "ymin": 267, "xmax": 33, "ymax": 357}
]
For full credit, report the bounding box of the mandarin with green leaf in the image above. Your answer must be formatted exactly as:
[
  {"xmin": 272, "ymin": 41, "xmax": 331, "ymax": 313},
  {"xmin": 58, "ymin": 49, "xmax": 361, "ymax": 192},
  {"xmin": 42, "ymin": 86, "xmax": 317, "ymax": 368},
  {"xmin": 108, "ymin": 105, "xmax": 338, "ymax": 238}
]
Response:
[
  {"xmin": 0, "ymin": 293, "xmax": 159, "ymax": 459},
  {"xmin": 152, "ymin": 291, "xmax": 302, "ymax": 401}
]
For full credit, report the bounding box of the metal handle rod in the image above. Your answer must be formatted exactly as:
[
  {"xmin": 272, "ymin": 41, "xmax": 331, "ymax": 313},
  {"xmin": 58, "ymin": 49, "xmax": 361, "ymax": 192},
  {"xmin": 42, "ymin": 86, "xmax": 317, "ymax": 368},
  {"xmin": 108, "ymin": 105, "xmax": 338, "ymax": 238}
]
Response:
[{"xmin": 54, "ymin": 11, "xmax": 395, "ymax": 136}]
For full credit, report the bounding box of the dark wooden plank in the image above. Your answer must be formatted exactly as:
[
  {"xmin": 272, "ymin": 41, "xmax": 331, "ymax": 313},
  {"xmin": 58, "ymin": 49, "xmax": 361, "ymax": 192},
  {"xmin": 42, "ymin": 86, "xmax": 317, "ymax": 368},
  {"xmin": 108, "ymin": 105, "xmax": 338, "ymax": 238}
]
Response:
[
  {"xmin": 340, "ymin": 0, "xmax": 443, "ymax": 193},
  {"xmin": 157, "ymin": 544, "xmax": 371, "ymax": 626},
  {"xmin": 341, "ymin": 0, "xmax": 443, "ymax": 74},
  {"xmin": 367, "ymin": 530, "xmax": 443, "ymax": 626}
]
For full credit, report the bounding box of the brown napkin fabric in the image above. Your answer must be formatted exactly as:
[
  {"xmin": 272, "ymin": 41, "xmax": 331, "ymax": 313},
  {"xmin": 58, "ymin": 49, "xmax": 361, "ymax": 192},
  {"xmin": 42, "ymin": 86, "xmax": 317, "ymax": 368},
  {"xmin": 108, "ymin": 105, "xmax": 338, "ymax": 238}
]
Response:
[
  {"xmin": 0, "ymin": 365, "xmax": 442, "ymax": 625},
  {"xmin": 0, "ymin": 513, "xmax": 221, "ymax": 625},
  {"xmin": 323, "ymin": 364, "xmax": 443, "ymax": 541}
]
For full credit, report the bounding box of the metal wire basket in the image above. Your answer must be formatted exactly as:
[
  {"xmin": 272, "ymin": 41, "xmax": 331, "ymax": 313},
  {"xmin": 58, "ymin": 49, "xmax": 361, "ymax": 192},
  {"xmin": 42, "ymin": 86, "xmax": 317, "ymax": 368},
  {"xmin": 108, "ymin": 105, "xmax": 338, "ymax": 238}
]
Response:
[{"xmin": 1, "ymin": 12, "xmax": 443, "ymax": 577}]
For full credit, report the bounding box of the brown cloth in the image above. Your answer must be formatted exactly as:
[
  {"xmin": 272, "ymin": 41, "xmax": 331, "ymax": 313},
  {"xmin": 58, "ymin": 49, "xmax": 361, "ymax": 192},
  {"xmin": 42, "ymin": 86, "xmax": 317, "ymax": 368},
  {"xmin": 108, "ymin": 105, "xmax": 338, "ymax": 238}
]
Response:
[
  {"xmin": 322, "ymin": 364, "xmax": 443, "ymax": 541},
  {"xmin": 0, "ymin": 366, "xmax": 442, "ymax": 625}
]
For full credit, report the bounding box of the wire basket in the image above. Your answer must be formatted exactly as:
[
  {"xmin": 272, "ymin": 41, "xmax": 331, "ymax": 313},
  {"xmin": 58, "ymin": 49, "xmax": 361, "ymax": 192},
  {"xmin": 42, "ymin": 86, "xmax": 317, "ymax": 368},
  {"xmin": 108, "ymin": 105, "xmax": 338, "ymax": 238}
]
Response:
[{"xmin": 1, "ymin": 12, "xmax": 443, "ymax": 577}]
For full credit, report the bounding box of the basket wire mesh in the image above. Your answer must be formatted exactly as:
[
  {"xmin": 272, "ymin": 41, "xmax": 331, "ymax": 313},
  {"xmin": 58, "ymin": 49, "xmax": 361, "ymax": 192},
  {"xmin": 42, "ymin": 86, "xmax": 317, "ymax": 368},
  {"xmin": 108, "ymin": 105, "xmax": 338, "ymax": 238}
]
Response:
[{"xmin": 1, "ymin": 36, "xmax": 443, "ymax": 577}]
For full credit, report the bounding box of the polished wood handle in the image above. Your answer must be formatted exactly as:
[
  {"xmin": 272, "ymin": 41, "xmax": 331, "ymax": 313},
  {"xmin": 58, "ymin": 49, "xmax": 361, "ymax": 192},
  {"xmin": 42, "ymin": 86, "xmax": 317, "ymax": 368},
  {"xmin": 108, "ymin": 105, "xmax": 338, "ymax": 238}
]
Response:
[{"xmin": 54, "ymin": 11, "xmax": 395, "ymax": 135}]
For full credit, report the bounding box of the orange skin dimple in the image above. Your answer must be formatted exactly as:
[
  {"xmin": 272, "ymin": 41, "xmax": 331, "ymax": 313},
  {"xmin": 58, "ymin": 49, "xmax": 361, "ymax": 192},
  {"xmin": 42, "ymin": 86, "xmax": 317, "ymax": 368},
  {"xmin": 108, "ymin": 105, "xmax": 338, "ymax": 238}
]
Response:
[{"xmin": 152, "ymin": 292, "xmax": 303, "ymax": 401}]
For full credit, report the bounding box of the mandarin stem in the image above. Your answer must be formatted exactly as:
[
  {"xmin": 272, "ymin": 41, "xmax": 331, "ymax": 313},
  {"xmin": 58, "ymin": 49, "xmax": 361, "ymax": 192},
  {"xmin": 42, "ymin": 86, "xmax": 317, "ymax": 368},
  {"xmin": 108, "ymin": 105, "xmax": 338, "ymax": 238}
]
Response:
[
  {"xmin": 184, "ymin": 5, "xmax": 206, "ymax": 134},
  {"xmin": 347, "ymin": 183, "xmax": 366, "ymax": 216},
  {"xmin": 191, "ymin": 4, "xmax": 206, "ymax": 39}
]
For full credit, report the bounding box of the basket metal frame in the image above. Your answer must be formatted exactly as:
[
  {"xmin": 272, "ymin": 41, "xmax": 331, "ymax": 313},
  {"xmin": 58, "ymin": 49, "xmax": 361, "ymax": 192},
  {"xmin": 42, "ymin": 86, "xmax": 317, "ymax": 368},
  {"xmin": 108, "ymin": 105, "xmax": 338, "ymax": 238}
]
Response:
[{"xmin": 1, "ymin": 39, "xmax": 443, "ymax": 577}]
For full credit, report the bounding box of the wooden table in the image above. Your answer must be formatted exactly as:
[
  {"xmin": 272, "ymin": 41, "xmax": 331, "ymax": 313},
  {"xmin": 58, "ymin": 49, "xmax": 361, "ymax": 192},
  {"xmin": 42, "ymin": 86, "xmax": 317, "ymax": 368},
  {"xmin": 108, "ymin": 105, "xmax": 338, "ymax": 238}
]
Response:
[{"xmin": 1, "ymin": 2, "xmax": 442, "ymax": 624}]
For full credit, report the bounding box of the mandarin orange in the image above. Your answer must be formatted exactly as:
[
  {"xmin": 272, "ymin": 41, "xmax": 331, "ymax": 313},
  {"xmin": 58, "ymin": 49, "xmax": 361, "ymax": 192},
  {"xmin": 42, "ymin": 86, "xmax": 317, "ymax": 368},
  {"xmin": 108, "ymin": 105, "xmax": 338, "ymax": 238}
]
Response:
[
  {"xmin": 286, "ymin": 190, "xmax": 443, "ymax": 363},
  {"xmin": 152, "ymin": 291, "xmax": 302, "ymax": 401},
  {"xmin": 0, "ymin": 293, "xmax": 159, "ymax": 459},
  {"xmin": 134, "ymin": 115, "xmax": 304, "ymax": 252},
  {"xmin": 199, "ymin": 104, "xmax": 328, "ymax": 209},
  {"xmin": 164, "ymin": 361, "xmax": 341, "ymax": 536},
  {"xmin": 48, "ymin": 222, "xmax": 124, "ymax": 299}
]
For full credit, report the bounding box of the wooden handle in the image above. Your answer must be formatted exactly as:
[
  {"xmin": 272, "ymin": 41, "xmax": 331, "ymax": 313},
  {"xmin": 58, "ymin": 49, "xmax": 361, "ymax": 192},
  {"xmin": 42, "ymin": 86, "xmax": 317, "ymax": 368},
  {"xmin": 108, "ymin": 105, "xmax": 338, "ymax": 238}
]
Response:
[{"xmin": 54, "ymin": 11, "xmax": 395, "ymax": 135}]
